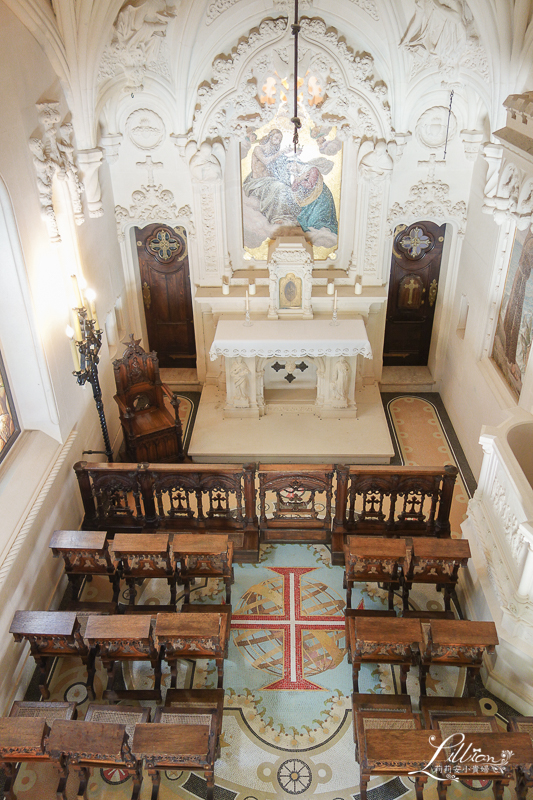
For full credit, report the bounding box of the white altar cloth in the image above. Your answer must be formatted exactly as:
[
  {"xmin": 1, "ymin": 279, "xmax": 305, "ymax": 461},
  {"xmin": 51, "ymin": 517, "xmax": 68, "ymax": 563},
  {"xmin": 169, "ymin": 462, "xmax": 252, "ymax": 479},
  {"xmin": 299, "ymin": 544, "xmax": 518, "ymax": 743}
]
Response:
[{"xmin": 209, "ymin": 319, "xmax": 373, "ymax": 360}]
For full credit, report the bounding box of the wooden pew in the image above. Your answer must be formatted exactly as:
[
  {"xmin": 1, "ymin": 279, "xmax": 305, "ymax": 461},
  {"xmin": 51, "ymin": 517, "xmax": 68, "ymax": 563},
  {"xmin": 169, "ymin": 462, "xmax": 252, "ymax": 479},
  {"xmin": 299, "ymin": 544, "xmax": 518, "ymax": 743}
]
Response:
[
  {"xmin": 0, "ymin": 717, "xmax": 66, "ymax": 800},
  {"xmin": 401, "ymin": 537, "xmax": 471, "ymax": 612},
  {"xmin": 47, "ymin": 720, "xmax": 142, "ymax": 800},
  {"xmin": 49, "ymin": 530, "xmax": 120, "ymax": 604},
  {"xmin": 419, "ymin": 619, "xmax": 498, "ymax": 696},
  {"xmin": 9, "ymin": 611, "xmax": 96, "ymax": 700},
  {"xmin": 132, "ymin": 719, "xmax": 219, "ymax": 800},
  {"xmin": 508, "ymin": 716, "xmax": 533, "ymax": 800},
  {"xmin": 110, "ymin": 532, "xmax": 176, "ymax": 609},
  {"xmin": 346, "ymin": 615, "xmax": 423, "ymax": 692},
  {"xmin": 343, "ymin": 536, "xmax": 407, "ymax": 609},
  {"xmin": 83, "ymin": 614, "xmax": 162, "ymax": 702},
  {"xmin": 153, "ymin": 611, "xmax": 228, "ymax": 689},
  {"xmin": 174, "ymin": 533, "xmax": 234, "ymax": 604}
]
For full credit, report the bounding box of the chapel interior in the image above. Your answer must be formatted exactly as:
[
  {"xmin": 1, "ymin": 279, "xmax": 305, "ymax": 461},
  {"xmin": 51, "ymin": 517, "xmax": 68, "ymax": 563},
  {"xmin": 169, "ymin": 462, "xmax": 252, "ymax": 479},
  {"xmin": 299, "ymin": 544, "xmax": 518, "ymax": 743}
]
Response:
[{"xmin": 2, "ymin": 0, "xmax": 533, "ymax": 794}]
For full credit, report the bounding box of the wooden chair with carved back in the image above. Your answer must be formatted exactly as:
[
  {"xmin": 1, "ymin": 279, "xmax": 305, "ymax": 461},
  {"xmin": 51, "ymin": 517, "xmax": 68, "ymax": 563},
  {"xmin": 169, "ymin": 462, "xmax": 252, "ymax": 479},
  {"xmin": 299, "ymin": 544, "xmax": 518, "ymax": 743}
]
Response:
[{"xmin": 113, "ymin": 335, "xmax": 184, "ymax": 463}]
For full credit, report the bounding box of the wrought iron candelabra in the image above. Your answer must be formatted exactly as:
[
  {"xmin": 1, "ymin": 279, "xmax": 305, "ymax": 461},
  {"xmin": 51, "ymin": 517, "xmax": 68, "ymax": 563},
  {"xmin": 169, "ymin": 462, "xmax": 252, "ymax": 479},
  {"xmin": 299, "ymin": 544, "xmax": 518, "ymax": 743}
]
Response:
[{"xmin": 67, "ymin": 278, "xmax": 114, "ymax": 462}]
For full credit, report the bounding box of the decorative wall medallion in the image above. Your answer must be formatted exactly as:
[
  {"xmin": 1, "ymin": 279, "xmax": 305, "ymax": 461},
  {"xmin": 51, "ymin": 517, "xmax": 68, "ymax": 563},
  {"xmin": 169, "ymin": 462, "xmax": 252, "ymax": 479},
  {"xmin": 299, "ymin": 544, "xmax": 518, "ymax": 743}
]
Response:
[
  {"xmin": 126, "ymin": 109, "xmax": 166, "ymax": 150},
  {"xmin": 399, "ymin": 226, "xmax": 432, "ymax": 258},
  {"xmin": 147, "ymin": 227, "xmax": 187, "ymax": 262},
  {"xmin": 416, "ymin": 107, "xmax": 457, "ymax": 150}
]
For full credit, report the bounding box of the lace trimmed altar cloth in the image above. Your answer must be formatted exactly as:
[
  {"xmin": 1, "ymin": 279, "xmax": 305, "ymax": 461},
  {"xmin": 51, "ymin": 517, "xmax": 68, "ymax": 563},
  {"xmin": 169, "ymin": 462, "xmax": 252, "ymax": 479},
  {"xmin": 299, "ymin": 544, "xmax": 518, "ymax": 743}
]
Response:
[{"xmin": 209, "ymin": 319, "xmax": 373, "ymax": 360}]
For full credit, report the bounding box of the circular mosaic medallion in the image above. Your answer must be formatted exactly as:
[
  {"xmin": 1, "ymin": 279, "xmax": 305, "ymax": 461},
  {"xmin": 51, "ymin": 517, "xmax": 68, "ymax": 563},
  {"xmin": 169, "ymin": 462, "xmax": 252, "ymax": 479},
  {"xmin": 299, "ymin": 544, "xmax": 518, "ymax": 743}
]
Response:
[
  {"xmin": 64, "ymin": 682, "xmax": 88, "ymax": 705},
  {"xmin": 101, "ymin": 767, "xmax": 131, "ymax": 785},
  {"xmin": 277, "ymin": 758, "xmax": 312, "ymax": 794}
]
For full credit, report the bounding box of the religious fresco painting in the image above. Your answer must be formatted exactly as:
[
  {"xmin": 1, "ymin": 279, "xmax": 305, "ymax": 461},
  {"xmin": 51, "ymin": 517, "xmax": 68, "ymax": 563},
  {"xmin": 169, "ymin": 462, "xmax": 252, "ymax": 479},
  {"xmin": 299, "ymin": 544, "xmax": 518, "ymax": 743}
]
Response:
[
  {"xmin": 492, "ymin": 227, "xmax": 533, "ymax": 399},
  {"xmin": 0, "ymin": 351, "xmax": 20, "ymax": 464},
  {"xmin": 240, "ymin": 112, "xmax": 342, "ymax": 261}
]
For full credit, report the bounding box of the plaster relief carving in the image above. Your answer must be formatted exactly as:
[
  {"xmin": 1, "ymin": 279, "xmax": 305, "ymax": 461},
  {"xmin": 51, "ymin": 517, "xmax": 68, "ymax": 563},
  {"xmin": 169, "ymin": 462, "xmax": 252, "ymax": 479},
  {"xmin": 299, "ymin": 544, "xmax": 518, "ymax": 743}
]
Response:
[
  {"xmin": 29, "ymin": 103, "xmax": 85, "ymax": 242},
  {"xmin": 347, "ymin": 0, "xmax": 379, "ymax": 20},
  {"xmin": 126, "ymin": 109, "xmax": 166, "ymax": 150},
  {"xmin": 491, "ymin": 475, "xmax": 528, "ymax": 570},
  {"xmin": 200, "ymin": 185, "xmax": 219, "ymax": 271},
  {"xmin": 460, "ymin": 129, "xmax": 483, "ymax": 161},
  {"xmin": 388, "ymin": 178, "xmax": 467, "ymax": 234},
  {"xmin": 401, "ymin": 0, "xmax": 488, "ymax": 83},
  {"xmin": 115, "ymin": 185, "xmax": 194, "ymax": 240},
  {"xmin": 186, "ymin": 141, "xmax": 225, "ymax": 183},
  {"xmin": 415, "ymin": 106, "xmax": 457, "ymax": 149},
  {"xmin": 77, "ymin": 148, "xmax": 104, "ymax": 217},
  {"xmin": 359, "ymin": 140, "xmax": 393, "ymax": 181},
  {"xmin": 193, "ymin": 17, "xmax": 390, "ymax": 143},
  {"xmin": 99, "ymin": 0, "xmax": 177, "ymax": 89}
]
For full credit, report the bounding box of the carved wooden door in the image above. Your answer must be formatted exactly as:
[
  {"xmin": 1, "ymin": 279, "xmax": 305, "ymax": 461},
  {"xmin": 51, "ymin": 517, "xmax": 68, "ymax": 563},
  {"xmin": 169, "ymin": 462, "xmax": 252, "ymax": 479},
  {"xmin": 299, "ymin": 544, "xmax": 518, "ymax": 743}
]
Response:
[
  {"xmin": 383, "ymin": 221, "xmax": 446, "ymax": 366},
  {"xmin": 135, "ymin": 223, "xmax": 196, "ymax": 368}
]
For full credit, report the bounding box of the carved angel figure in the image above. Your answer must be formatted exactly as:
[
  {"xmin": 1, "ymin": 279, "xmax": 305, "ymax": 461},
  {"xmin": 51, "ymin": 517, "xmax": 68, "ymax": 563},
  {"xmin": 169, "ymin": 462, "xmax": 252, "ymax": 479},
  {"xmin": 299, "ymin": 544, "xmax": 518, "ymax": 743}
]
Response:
[
  {"xmin": 186, "ymin": 140, "xmax": 224, "ymax": 183},
  {"xmin": 401, "ymin": 0, "xmax": 474, "ymax": 64},
  {"xmin": 112, "ymin": 0, "xmax": 176, "ymax": 87}
]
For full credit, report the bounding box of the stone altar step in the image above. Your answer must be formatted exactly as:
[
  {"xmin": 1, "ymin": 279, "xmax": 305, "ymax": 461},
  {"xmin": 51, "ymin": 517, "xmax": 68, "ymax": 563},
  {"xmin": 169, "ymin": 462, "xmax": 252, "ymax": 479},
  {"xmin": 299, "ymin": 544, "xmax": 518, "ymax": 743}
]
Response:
[{"xmin": 188, "ymin": 383, "xmax": 394, "ymax": 464}]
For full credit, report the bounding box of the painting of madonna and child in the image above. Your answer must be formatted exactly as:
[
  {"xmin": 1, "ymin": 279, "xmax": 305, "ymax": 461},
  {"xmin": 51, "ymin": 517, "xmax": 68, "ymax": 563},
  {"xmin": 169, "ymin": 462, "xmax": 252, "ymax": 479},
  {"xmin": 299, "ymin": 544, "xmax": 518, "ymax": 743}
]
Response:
[{"xmin": 241, "ymin": 115, "xmax": 342, "ymax": 260}]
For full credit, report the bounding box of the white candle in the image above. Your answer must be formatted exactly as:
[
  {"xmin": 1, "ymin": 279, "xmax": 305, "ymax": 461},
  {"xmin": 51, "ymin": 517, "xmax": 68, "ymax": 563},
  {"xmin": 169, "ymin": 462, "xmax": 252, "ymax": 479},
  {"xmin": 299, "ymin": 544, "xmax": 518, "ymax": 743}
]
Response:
[
  {"xmin": 327, "ymin": 280, "xmax": 334, "ymax": 296},
  {"xmin": 66, "ymin": 325, "xmax": 81, "ymax": 371},
  {"xmin": 71, "ymin": 275, "xmax": 83, "ymax": 308},
  {"xmin": 71, "ymin": 309, "xmax": 82, "ymax": 341},
  {"xmin": 333, "ymin": 289, "xmax": 338, "ymax": 312},
  {"xmin": 355, "ymin": 280, "xmax": 362, "ymax": 295},
  {"xmin": 85, "ymin": 288, "xmax": 96, "ymax": 321},
  {"xmin": 222, "ymin": 278, "xmax": 230, "ymax": 295},
  {"xmin": 249, "ymin": 280, "xmax": 256, "ymax": 296},
  {"xmin": 245, "ymin": 289, "xmax": 250, "ymax": 313}
]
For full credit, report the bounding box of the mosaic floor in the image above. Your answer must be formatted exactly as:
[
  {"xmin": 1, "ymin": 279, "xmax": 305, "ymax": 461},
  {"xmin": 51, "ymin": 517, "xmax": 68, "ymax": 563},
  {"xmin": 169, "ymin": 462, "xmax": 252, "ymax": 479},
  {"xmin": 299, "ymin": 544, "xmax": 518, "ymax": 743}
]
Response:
[{"xmin": 13, "ymin": 394, "xmax": 517, "ymax": 800}]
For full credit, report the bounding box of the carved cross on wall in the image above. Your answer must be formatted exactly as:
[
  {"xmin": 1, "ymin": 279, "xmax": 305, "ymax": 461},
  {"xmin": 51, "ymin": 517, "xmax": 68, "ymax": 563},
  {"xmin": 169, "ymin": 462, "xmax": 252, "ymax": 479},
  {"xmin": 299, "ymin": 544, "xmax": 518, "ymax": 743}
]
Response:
[
  {"xmin": 136, "ymin": 155, "xmax": 164, "ymax": 186},
  {"xmin": 417, "ymin": 152, "xmax": 445, "ymax": 179},
  {"xmin": 271, "ymin": 360, "xmax": 309, "ymax": 384}
]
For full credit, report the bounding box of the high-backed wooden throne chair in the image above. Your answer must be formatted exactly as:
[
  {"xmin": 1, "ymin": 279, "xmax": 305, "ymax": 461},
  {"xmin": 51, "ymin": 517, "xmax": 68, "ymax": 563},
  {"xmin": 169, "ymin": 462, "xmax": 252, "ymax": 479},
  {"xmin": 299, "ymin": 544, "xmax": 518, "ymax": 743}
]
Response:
[{"xmin": 113, "ymin": 335, "xmax": 184, "ymax": 463}]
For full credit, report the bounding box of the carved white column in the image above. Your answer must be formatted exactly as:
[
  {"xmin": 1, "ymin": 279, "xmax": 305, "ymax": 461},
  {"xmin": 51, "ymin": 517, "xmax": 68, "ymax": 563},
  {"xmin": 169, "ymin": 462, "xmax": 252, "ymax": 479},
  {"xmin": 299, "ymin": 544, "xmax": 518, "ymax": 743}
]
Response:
[
  {"xmin": 187, "ymin": 140, "xmax": 228, "ymax": 285},
  {"xmin": 78, "ymin": 149, "xmax": 104, "ymax": 217},
  {"xmin": 354, "ymin": 141, "xmax": 393, "ymax": 285}
]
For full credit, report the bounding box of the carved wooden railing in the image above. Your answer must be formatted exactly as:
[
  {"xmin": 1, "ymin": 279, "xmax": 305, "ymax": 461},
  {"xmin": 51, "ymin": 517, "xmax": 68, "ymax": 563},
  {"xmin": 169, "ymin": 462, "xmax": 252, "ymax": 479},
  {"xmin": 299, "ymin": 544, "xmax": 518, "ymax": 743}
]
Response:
[
  {"xmin": 74, "ymin": 462, "xmax": 258, "ymax": 562},
  {"xmin": 331, "ymin": 464, "xmax": 458, "ymax": 564},
  {"xmin": 74, "ymin": 462, "xmax": 458, "ymax": 563}
]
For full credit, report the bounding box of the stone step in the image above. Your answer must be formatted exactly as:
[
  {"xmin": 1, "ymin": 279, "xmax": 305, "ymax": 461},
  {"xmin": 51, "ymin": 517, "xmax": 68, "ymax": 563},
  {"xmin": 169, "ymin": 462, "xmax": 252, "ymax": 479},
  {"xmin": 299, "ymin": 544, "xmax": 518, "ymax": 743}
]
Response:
[{"xmin": 379, "ymin": 366, "xmax": 436, "ymax": 393}]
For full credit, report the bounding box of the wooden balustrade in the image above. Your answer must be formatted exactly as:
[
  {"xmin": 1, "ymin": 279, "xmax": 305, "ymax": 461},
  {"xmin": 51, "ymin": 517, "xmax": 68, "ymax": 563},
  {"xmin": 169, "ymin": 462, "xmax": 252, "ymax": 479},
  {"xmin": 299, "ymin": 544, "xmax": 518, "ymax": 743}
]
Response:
[{"xmin": 74, "ymin": 461, "xmax": 458, "ymax": 564}]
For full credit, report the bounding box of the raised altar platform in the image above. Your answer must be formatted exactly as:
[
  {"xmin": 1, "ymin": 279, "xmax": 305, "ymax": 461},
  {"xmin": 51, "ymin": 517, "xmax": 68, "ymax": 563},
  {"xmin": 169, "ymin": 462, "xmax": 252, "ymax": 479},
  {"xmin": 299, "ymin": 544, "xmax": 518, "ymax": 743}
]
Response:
[{"xmin": 188, "ymin": 383, "xmax": 394, "ymax": 464}]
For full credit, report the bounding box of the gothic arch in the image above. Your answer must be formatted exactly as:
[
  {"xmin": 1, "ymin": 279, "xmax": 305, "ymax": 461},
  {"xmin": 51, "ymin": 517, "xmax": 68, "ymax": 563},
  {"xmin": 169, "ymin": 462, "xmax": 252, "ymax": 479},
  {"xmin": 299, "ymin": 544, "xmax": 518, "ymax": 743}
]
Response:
[{"xmin": 190, "ymin": 15, "xmax": 392, "ymax": 145}]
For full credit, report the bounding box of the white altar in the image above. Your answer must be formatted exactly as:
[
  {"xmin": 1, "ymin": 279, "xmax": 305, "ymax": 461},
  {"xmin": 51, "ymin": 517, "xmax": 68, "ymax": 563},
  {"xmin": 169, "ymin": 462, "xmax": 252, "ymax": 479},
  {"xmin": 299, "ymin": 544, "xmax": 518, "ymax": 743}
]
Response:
[{"xmin": 209, "ymin": 318, "xmax": 372, "ymax": 418}]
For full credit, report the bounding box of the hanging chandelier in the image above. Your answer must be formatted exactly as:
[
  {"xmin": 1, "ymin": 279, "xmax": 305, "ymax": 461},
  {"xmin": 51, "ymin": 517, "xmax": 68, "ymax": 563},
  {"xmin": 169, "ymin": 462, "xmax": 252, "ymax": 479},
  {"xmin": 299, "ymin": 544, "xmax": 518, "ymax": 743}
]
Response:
[{"xmin": 291, "ymin": 0, "xmax": 301, "ymax": 152}]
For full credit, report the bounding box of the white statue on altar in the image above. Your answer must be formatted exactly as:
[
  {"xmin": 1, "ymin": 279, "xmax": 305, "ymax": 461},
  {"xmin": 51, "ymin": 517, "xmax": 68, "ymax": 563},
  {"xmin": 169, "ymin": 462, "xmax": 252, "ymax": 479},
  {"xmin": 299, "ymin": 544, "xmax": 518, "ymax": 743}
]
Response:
[
  {"xmin": 230, "ymin": 357, "xmax": 250, "ymax": 407},
  {"xmin": 331, "ymin": 356, "xmax": 350, "ymax": 407}
]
